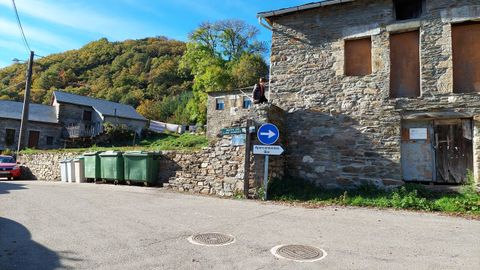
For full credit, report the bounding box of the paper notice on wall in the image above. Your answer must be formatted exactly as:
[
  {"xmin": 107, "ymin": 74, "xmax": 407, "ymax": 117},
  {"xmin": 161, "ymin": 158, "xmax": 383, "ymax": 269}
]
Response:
[
  {"xmin": 409, "ymin": 128, "xmax": 428, "ymax": 140},
  {"xmin": 231, "ymin": 134, "xmax": 246, "ymax": 146}
]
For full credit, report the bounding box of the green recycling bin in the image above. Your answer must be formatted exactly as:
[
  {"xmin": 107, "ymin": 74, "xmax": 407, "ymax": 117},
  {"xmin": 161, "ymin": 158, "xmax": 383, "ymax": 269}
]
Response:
[
  {"xmin": 83, "ymin": 151, "xmax": 102, "ymax": 181},
  {"xmin": 123, "ymin": 151, "xmax": 161, "ymax": 186},
  {"xmin": 99, "ymin": 151, "xmax": 124, "ymax": 182}
]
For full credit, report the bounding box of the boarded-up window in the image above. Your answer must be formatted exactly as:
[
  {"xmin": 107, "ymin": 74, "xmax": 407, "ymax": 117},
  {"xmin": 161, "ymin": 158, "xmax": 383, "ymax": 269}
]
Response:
[
  {"xmin": 452, "ymin": 22, "xmax": 480, "ymax": 93},
  {"xmin": 390, "ymin": 31, "xmax": 420, "ymax": 98},
  {"xmin": 345, "ymin": 38, "xmax": 372, "ymax": 76}
]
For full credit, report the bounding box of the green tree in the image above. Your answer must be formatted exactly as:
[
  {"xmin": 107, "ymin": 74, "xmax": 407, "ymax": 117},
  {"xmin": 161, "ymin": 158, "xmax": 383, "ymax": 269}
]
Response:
[
  {"xmin": 180, "ymin": 19, "xmax": 268, "ymax": 125},
  {"xmin": 231, "ymin": 53, "xmax": 269, "ymax": 88}
]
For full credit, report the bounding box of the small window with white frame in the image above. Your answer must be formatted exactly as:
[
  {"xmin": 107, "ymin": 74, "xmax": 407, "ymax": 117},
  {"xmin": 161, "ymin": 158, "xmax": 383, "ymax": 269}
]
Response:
[
  {"xmin": 243, "ymin": 96, "xmax": 252, "ymax": 109},
  {"xmin": 216, "ymin": 98, "xmax": 225, "ymax": 110}
]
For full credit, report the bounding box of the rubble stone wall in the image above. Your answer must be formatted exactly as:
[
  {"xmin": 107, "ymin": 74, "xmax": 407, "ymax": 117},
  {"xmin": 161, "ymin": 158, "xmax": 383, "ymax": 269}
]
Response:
[
  {"xmin": 269, "ymin": 0, "xmax": 480, "ymax": 188},
  {"xmin": 17, "ymin": 152, "xmax": 81, "ymax": 181},
  {"xmin": 161, "ymin": 139, "xmax": 246, "ymax": 197}
]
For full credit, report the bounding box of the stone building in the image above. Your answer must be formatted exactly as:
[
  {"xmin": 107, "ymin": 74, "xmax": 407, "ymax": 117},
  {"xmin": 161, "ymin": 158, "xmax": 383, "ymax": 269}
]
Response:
[
  {"xmin": 0, "ymin": 100, "xmax": 63, "ymax": 150},
  {"xmin": 251, "ymin": 0, "xmax": 480, "ymax": 188},
  {"xmin": 207, "ymin": 90, "xmax": 253, "ymax": 138},
  {"xmin": 52, "ymin": 91, "xmax": 147, "ymax": 138},
  {"xmin": 0, "ymin": 91, "xmax": 147, "ymax": 150}
]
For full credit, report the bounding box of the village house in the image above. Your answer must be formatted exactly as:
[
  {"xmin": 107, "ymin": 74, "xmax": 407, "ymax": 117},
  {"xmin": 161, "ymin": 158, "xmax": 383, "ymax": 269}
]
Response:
[
  {"xmin": 0, "ymin": 91, "xmax": 147, "ymax": 150},
  {"xmin": 0, "ymin": 100, "xmax": 63, "ymax": 150},
  {"xmin": 51, "ymin": 91, "xmax": 147, "ymax": 138},
  {"xmin": 243, "ymin": 0, "xmax": 480, "ymax": 188},
  {"xmin": 206, "ymin": 90, "xmax": 253, "ymax": 138}
]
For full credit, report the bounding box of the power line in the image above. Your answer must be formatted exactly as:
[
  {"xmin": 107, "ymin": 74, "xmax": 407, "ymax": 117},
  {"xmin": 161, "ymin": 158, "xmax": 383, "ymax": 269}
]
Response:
[{"xmin": 11, "ymin": 0, "xmax": 31, "ymax": 53}]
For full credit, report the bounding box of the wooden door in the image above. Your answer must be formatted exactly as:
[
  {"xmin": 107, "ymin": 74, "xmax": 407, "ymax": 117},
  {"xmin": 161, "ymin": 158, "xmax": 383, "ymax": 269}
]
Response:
[
  {"xmin": 28, "ymin": 131, "xmax": 40, "ymax": 149},
  {"xmin": 401, "ymin": 121, "xmax": 435, "ymax": 182},
  {"xmin": 434, "ymin": 119, "xmax": 473, "ymax": 184}
]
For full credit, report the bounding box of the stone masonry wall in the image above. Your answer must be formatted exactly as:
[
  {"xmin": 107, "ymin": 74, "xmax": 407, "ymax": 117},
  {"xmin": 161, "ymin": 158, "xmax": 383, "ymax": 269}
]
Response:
[
  {"xmin": 17, "ymin": 145, "xmax": 244, "ymax": 197},
  {"xmin": 17, "ymin": 152, "xmax": 81, "ymax": 180},
  {"xmin": 162, "ymin": 138, "xmax": 245, "ymax": 197},
  {"xmin": 269, "ymin": 0, "xmax": 480, "ymax": 188}
]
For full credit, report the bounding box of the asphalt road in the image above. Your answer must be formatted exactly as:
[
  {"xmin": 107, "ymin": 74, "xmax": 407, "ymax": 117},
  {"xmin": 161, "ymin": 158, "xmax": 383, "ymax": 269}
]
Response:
[{"xmin": 1, "ymin": 181, "xmax": 479, "ymax": 270}]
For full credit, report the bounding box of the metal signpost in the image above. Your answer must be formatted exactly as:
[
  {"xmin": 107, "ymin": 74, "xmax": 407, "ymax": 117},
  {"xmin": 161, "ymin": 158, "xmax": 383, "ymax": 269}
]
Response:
[{"xmin": 256, "ymin": 123, "xmax": 281, "ymax": 200}]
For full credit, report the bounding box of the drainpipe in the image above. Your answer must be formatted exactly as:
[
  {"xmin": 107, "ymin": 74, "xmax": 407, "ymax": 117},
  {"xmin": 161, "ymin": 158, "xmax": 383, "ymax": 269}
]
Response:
[{"xmin": 257, "ymin": 15, "xmax": 273, "ymax": 102}]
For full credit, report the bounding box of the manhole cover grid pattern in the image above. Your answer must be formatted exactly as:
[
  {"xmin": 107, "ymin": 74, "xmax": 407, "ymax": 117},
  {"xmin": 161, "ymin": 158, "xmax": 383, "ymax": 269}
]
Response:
[
  {"xmin": 192, "ymin": 233, "xmax": 234, "ymax": 245},
  {"xmin": 276, "ymin": 245, "xmax": 323, "ymax": 260}
]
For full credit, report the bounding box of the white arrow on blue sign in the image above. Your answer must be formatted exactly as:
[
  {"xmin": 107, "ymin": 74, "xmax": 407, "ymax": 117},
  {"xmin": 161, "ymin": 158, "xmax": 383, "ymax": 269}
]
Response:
[
  {"xmin": 257, "ymin": 123, "xmax": 280, "ymax": 145},
  {"xmin": 253, "ymin": 145, "xmax": 284, "ymax": 156}
]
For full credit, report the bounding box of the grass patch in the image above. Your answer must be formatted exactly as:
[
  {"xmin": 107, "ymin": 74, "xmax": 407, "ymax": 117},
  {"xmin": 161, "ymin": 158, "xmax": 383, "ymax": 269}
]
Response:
[
  {"xmin": 19, "ymin": 133, "xmax": 209, "ymax": 154},
  {"xmin": 268, "ymin": 176, "xmax": 480, "ymax": 216}
]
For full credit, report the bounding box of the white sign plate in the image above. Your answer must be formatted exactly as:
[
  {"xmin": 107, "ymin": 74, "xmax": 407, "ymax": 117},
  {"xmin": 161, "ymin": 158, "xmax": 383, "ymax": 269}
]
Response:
[
  {"xmin": 253, "ymin": 145, "xmax": 284, "ymax": 156},
  {"xmin": 409, "ymin": 128, "xmax": 428, "ymax": 140}
]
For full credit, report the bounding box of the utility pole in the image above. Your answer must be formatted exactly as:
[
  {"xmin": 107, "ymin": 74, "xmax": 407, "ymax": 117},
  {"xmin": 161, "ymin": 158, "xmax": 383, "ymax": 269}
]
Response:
[{"xmin": 16, "ymin": 51, "xmax": 34, "ymax": 154}]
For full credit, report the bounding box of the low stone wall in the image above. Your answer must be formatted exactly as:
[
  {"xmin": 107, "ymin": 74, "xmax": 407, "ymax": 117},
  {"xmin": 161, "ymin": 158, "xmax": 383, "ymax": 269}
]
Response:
[
  {"xmin": 18, "ymin": 152, "xmax": 81, "ymax": 181},
  {"xmin": 162, "ymin": 138, "xmax": 245, "ymax": 197},
  {"xmin": 16, "ymin": 139, "xmax": 248, "ymax": 197}
]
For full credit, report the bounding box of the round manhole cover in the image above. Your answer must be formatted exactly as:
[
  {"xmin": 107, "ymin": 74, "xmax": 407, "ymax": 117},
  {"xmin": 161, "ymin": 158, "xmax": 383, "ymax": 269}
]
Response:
[
  {"xmin": 188, "ymin": 233, "xmax": 235, "ymax": 246},
  {"xmin": 271, "ymin": 244, "xmax": 327, "ymax": 262}
]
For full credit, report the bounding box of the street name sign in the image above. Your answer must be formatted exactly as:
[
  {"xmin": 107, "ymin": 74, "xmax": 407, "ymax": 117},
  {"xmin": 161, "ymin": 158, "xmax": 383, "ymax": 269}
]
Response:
[
  {"xmin": 221, "ymin": 127, "xmax": 245, "ymax": 136},
  {"xmin": 257, "ymin": 123, "xmax": 280, "ymax": 145},
  {"xmin": 253, "ymin": 145, "xmax": 284, "ymax": 156}
]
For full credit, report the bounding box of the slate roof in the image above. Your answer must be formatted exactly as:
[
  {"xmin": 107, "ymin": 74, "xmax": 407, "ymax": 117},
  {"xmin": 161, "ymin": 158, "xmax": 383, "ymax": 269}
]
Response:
[
  {"xmin": 53, "ymin": 91, "xmax": 147, "ymax": 121},
  {"xmin": 258, "ymin": 0, "xmax": 354, "ymax": 18},
  {"xmin": 0, "ymin": 100, "xmax": 58, "ymax": 124}
]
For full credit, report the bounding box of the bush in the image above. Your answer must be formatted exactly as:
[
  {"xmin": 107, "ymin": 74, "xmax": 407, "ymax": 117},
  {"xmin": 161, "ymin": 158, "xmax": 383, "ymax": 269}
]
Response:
[{"xmin": 102, "ymin": 122, "xmax": 135, "ymax": 144}]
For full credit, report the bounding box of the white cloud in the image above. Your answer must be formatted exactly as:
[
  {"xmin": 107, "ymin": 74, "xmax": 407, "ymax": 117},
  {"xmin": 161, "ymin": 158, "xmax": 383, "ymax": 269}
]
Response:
[
  {"xmin": 0, "ymin": 0, "xmax": 158, "ymax": 40},
  {"xmin": 0, "ymin": 18, "xmax": 79, "ymax": 50}
]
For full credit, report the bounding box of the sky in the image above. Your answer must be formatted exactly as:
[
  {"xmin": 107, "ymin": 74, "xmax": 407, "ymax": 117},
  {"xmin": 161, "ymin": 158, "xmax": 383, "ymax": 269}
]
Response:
[{"xmin": 0, "ymin": 0, "xmax": 314, "ymax": 68}]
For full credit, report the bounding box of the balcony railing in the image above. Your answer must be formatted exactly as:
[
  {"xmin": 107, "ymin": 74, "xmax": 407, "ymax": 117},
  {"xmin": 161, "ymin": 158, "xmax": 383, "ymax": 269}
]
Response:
[{"xmin": 63, "ymin": 122, "xmax": 102, "ymax": 138}]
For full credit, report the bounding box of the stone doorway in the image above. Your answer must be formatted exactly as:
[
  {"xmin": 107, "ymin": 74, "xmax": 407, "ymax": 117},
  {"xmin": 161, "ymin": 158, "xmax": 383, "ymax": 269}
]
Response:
[{"xmin": 401, "ymin": 118, "xmax": 473, "ymax": 184}]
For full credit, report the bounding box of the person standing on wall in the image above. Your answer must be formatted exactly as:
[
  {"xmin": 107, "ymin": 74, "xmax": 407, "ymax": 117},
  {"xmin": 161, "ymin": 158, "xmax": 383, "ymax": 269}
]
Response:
[{"xmin": 252, "ymin": 77, "xmax": 268, "ymax": 104}]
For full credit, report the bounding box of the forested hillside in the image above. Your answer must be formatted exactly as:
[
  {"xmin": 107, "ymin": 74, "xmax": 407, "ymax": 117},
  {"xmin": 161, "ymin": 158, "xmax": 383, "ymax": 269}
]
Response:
[{"xmin": 0, "ymin": 20, "xmax": 268, "ymax": 125}]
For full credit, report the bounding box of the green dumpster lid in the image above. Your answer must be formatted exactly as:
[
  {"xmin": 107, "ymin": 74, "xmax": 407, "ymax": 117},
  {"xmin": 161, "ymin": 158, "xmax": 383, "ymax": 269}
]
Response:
[
  {"xmin": 99, "ymin": 151, "xmax": 123, "ymax": 157},
  {"xmin": 124, "ymin": 151, "xmax": 161, "ymax": 157},
  {"xmin": 73, "ymin": 156, "xmax": 84, "ymax": 161},
  {"xmin": 84, "ymin": 151, "xmax": 103, "ymax": 156}
]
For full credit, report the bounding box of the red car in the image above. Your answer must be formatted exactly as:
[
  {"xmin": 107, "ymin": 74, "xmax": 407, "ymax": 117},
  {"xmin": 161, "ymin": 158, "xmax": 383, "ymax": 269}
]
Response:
[{"xmin": 0, "ymin": 155, "xmax": 22, "ymax": 180}]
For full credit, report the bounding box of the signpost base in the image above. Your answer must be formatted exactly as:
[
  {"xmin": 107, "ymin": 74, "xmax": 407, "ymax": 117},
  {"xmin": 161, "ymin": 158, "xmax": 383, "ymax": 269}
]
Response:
[{"xmin": 264, "ymin": 155, "xmax": 269, "ymax": 201}]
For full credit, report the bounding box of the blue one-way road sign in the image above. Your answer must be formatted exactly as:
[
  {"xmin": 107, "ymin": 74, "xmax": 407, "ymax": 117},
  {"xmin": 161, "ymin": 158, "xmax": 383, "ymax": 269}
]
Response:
[{"xmin": 257, "ymin": 123, "xmax": 279, "ymax": 145}]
